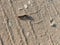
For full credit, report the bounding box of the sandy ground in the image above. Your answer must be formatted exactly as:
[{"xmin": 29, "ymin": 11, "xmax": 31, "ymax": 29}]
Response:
[{"xmin": 0, "ymin": 0, "xmax": 60, "ymax": 45}]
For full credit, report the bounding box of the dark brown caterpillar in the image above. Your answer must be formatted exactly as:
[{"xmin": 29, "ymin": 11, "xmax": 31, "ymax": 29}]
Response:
[{"xmin": 18, "ymin": 15, "xmax": 34, "ymax": 20}]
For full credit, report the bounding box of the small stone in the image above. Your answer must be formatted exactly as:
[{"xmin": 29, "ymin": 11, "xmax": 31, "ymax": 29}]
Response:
[
  {"xmin": 50, "ymin": 18, "xmax": 53, "ymax": 23},
  {"xmin": 52, "ymin": 24, "xmax": 56, "ymax": 27},
  {"xmin": 26, "ymin": 32, "xmax": 30, "ymax": 36},
  {"xmin": 50, "ymin": 21, "xmax": 56, "ymax": 27},
  {"xmin": 28, "ymin": 0, "xmax": 31, "ymax": 4},
  {"xmin": 9, "ymin": 20, "xmax": 12, "ymax": 27},
  {"xmin": 24, "ymin": 4, "xmax": 28, "ymax": 9}
]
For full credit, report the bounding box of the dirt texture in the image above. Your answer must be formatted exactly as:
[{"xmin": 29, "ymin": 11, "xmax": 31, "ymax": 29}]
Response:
[{"xmin": 0, "ymin": 0, "xmax": 60, "ymax": 45}]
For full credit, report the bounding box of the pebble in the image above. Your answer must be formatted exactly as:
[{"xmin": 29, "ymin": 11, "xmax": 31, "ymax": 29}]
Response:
[
  {"xmin": 24, "ymin": 4, "xmax": 28, "ymax": 9},
  {"xmin": 26, "ymin": 32, "xmax": 30, "ymax": 36},
  {"xmin": 28, "ymin": 0, "xmax": 31, "ymax": 4},
  {"xmin": 50, "ymin": 21, "xmax": 56, "ymax": 27},
  {"xmin": 9, "ymin": 20, "xmax": 12, "ymax": 27},
  {"xmin": 28, "ymin": 0, "xmax": 33, "ymax": 6}
]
